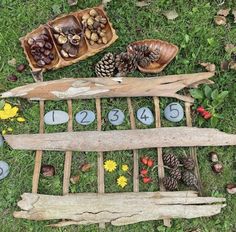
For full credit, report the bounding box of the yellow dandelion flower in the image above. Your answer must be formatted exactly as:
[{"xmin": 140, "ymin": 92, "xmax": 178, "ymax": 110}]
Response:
[
  {"xmin": 104, "ymin": 160, "xmax": 117, "ymax": 172},
  {"xmin": 117, "ymin": 175, "xmax": 128, "ymax": 188},
  {"xmin": 121, "ymin": 164, "xmax": 129, "ymax": 172},
  {"xmin": 17, "ymin": 117, "xmax": 26, "ymax": 122},
  {"xmin": 0, "ymin": 103, "xmax": 19, "ymax": 120}
]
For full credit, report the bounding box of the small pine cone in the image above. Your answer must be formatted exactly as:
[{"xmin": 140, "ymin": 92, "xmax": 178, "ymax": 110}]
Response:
[
  {"xmin": 148, "ymin": 49, "xmax": 160, "ymax": 61},
  {"xmin": 163, "ymin": 153, "xmax": 180, "ymax": 168},
  {"xmin": 182, "ymin": 157, "xmax": 195, "ymax": 170},
  {"xmin": 169, "ymin": 168, "xmax": 181, "ymax": 181},
  {"xmin": 138, "ymin": 57, "xmax": 151, "ymax": 68},
  {"xmin": 163, "ymin": 176, "xmax": 178, "ymax": 191},
  {"xmin": 182, "ymin": 171, "xmax": 198, "ymax": 189},
  {"xmin": 115, "ymin": 52, "xmax": 137, "ymax": 74},
  {"xmin": 95, "ymin": 53, "xmax": 116, "ymax": 77}
]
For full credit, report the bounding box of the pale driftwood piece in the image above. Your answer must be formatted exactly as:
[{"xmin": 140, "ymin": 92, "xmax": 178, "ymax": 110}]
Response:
[
  {"xmin": 13, "ymin": 192, "xmax": 225, "ymax": 227},
  {"xmin": 185, "ymin": 102, "xmax": 203, "ymax": 195},
  {"xmin": 5, "ymin": 127, "xmax": 236, "ymax": 152},
  {"xmin": 95, "ymin": 98, "xmax": 105, "ymax": 229},
  {"xmin": 153, "ymin": 96, "xmax": 171, "ymax": 227},
  {"xmin": 63, "ymin": 100, "xmax": 73, "ymax": 195},
  {"xmin": 127, "ymin": 97, "xmax": 139, "ymax": 192},
  {"xmin": 32, "ymin": 100, "xmax": 44, "ymax": 193},
  {"xmin": 1, "ymin": 72, "xmax": 214, "ymax": 103}
]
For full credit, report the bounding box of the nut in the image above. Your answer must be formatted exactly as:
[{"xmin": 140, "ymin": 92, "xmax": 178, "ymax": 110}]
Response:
[
  {"xmin": 209, "ymin": 152, "xmax": 218, "ymax": 163},
  {"xmin": 97, "ymin": 38, "xmax": 102, "ymax": 44},
  {"xmin": 35, "ymin": 39, "xmax": 45, "ymax": 48},
  {"xmin": 45, "ymin": 42, "xmax": 53, "ymax": 50},
  {"xmin": 89, "ymin": 9, "xmax": 98, "ymax": 17},
  {"xmin": 37, "ymin": 60, "xmax": 46, "ymax": 67},
  {"xmin": 85, "ymin": 29, "xmax": 91, "ymax": 39},
  {"xmin": 102, "ymin": 36, "xmax": 108, "ymax": 44},
  {"xmin": 93, "ymin": 21, "xmax": 100, "ymax": 29},
  {"xmin": 57, "ymin": 35, "xmax": 68, "ymax": 44},
  {"xmin": 91, "ymin": 33, "xmax": 98, "ymax": 42},
  {"xmin": 27, "ymin": 38, "xmax": 34, "ymax": 46},
  {"xmin": 95, "ymin": 16, "xmax": 102, "ymax": 22},
  {"xmin": 87, "ymin": 17, "xmax": 94, "ymax": 26},
  {"xmin": 90, "ymin": 40, "xmax": 95, "ymax": 46},
  {"xmin": 82, "ymin": 13, "xmax": 90, "ymax": 21},
  {"xmin": 7, "ymin": 75, "xmax": 18, "ymax": 82},
  {"xmin": 41, "ymin": 164, "xmax": 55, "ymax": 177},
  {"xmin": 100, "ymin": 17, "xmax": 107, "ymax": 24},
  {"xmin": 68, "ymin": 46, "xmax": 78, "ymax": 57},
  {"xmin": 60, "ymin": 49, "xmax": 69, "ymax": 58},
  {"xmin": 16, "ymin": 64, "xmax": 26, "ymax": 73},
  {"xmin": 62, "ymin": 43, "xmax": 71, "ymax": 53},
  {"xmin": 212, "ymin": 162, "xmax": 223, "ymax": 174},
  {"xmin": 53, "ymin": 26, "xmax": 62, "ymax": 33},
  {"xmin": 99, "ymin": 31, "xmax": 105, "ymax": 37}
]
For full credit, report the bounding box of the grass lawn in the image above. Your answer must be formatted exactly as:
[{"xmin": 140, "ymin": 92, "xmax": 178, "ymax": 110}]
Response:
[{"xmin": 0, "ymin": 0, "xmax": 236, "ymax": 231}]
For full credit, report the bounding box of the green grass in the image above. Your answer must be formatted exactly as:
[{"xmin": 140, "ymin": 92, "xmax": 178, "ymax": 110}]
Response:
[{"xmin": 0, "ymin": 0, "xmax": 236, "ymax": 231}]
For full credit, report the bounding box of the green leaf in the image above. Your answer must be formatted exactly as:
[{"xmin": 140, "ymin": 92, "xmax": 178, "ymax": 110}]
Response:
[
  {"xmin": 190, "ymin": 89, "xmax": 204, "ymax": 100},
  {"xmin": 207, "ymin": 38, "xmax": 215, "ymax": 46},
  {"xmin": 210, "ymin": 117, "xmax": 218, "ymax": 128},
  {"xmin": 52, "ymin": 4, "xmax": 61, "ymax": 15},
  {"xmin": 217, "ymin": 91, "xmax": 228, "ymax": 101},
  {"xmin": 204, "ymin": 85, "xmax": 212, "ymax": 99},
  {"xmin": 0, "ymin": 100, "xmax": 5, "ymax": 110},
  {"xmin": 211, "ymin": 89, "xmax": 219, "ymax": 100}
]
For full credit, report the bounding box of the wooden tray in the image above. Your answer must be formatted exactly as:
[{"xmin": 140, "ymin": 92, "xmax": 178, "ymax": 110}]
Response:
[{"xmin": 20, "ymin": 6, "xmax": 118, "ymax": 72}]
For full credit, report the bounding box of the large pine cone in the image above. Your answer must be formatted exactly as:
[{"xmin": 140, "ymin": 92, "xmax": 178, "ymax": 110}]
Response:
[
  {"xmin": 163, "ymin": 153, "xmax": 180, "ymax": 168},
  {"xmin": 115, "ymin": 52, "xmax": 138, "ymax": 74},
  {"xmin": 182, "ymin": 157, "xmax": 195, "ymax": 170},
  {"xmin": 169, "ymin": 168, "xmax": 182, "ymax": 181},
  {"xmin": 182, "ymin": 171, "xmax": 198, "ymax": 189},
  {"xmin": 163, "ymin": 176, "xmax": 178, "ymax": 191},
  {"xmin": 95, "ymin": 53, "xmax": 116, "ymax": 77}
]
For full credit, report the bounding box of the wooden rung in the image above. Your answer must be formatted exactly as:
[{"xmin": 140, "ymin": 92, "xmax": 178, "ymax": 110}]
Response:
[
  {"xmin": 153, "ymin": 96, "xmax": 171, "ymax": 227},
  {"xmin": 95, "ymin": 98, "xmax": 105, "ymax": 229},
  {"xmin": 185, "ymin": 102, "xmax": 203, "ymax": 195},
  {"xmin": 127, "ymin": 97, "xmax": 139, "ymax": 193},
  {"xmin": 32, "ymin": 100, "xmax": 44, "ymax": 193},
  {"xmin": 63, "ymin": 100, "xmax": 73, "ymax": 195}
]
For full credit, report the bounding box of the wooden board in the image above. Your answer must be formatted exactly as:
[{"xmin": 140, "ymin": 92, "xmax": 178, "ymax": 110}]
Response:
[
  {"xmin": 1, "ymin": 72, "xmax": 214, "ymax": 102},
  {"xmin": 5, "ymin": 127, "xmax": 236, "ymax": 152},
  {"xmin": 13, "ymin": 192, "xmax": 226, "ymax": 226}
]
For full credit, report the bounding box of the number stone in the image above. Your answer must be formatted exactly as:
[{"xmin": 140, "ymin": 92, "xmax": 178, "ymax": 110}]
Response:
[
  {"xmin": 164, "ymin": 102, "xmax": 184, "ymax": 122},
  {"xmin": 108, "ymin": 109, "xmax": 125, "ymax": 126},
  {"xmin": 44, "ymin": 110, "xmax": 69, "ymax": 125},
  {"xmin": 75, "ymin": 110, "xmax": 95, "ymax": 125},
  {"xmin": 137, "ymin": 107, "xmax": 154, "ymax": 125},
  {"xmin": 0, "ymin": 161, "xmax": 9, "ymax": 180}
]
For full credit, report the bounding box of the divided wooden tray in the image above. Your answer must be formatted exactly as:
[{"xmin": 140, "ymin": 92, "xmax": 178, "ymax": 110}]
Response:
[{"xmin": 20, "ymin": 6, "xmax": 118, "ymax": 72}]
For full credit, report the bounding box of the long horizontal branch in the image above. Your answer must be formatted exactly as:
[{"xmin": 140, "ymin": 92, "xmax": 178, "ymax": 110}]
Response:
[
  {"xmin": 0, "ymin": 72, "xmax": 214, "ymax": 102},
  {"xmin": 13, "ymin": 192, "xmax": 225, "ymax": 226},
  {"xmin": 4, "ymin": 127, "xmax": 236, "ymax": 152}
]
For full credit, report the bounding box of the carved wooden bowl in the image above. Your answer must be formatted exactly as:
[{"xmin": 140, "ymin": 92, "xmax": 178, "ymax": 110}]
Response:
[
  {"xmin": 130, "ymin": 39, "xmax": 179, "ymax": 73},
  {"xmin": 20, "ymin": 6, "xmax": 118, "ymax": 72}
]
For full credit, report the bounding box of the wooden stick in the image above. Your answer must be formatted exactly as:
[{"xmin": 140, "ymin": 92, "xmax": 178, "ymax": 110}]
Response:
[
  {"xmin": 153, "ymin": 96, "xmax": 171, "ymax": 227},
  {"xmin": 32, "ymin": 100, "xmax": 44, "ymax": 193},
  {"xmin": 14, "ymin": 192, "xmax": 226, "ymax": 226},
  {"xmin": 63, "ymin": 100, "xmax": 73, "ymax": 195},
  {"xmin": 1, "ymin": 73, "xmax": 214, "ymax": 102},
  {"xmin": 95, "ymin": 98, "xmax": 105, "ymax": 229},
  {"xmin": 5, "ymin": 127, "xmax": 236, "ymax": 152},
  {"xmin": 127, "ymin": 98, "xmax": 139, "ymax": 193},
  {"xmin": 185, "ymin": 102, "xmax": 203, "ymax": 195}
]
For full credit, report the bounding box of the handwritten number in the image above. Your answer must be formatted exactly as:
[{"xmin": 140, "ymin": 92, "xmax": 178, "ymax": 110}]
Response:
[
  {"xmin": 110, "ymin": 110, "xmax": 119, "ymax": 122},
  {"xmin": 169, "ymin": 104, "xmax": 179, "ymax": 118},
  {"xmin": 140, "ymin": 109, "xmax": 149, "ymax": 121},
  {"xmin": 80, "ymin": 111, "xmax": 90, "ymax": 124}
]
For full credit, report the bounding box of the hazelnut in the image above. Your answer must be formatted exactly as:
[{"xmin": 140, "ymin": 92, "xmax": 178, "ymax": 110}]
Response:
[
  {"xmin": 212, "ymin": 162, "xmax": 223, "ymax": 174},
  {"xmin": 89, "ymin": 9, "xmax": 98, "ymax": 17},
  {"xmin": 102, "ymin": 36, "xmax": 108, "ymax": 44},
  {"xmin": 209, "ymin": 152, "xmax": 218, "ymax": 163},
  {"xmin": 60, "ymin": 49, "xmax": 69, "ymax": 58},
  {"xmin": 7, "ymin": 75, "xmax": 18, "ymax": 82},
  {"xmin": 41, "ymin": 164, "xmax": 55, "ymax": 177},
  {"xmin": 91, "ymin": 33, "xmax": 98, "ymax": 42},
  {"xmin": 87, "ymin": 17, "xmax": 94, "ymax": 26},
  {"xmin": 85, "ymin": 29, "xmax": 91, "ymax": 39},
  {"xmin": 82, "ymin": 13, "xmax": 90, "ymax": 21}
]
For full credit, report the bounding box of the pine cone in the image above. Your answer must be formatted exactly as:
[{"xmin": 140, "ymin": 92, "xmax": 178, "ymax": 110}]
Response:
[
  {"xmin": 163, "ymin": 153, "xmax": 180, "ymax": 168},
  {"xmin": 95, "ymin": 53, "xmax": 116, "ymax": 77},
  {"xmin": 182, "ymin": 171, "xmax": 198, "ymax": 189},
  {"xmin": 182, "ymin": 157, "xmax": 195, "ymax": 170},
  {"xmin": 163, "ymin": 176, "xmax": 178, "ymax": 191},
  {"xmin": 169, "ymin": 168, "xmax": 181, "ymax": 181},
  {"xmin": 115, "ymin": 52, "xmax": 137, "ymax": 74},
  {"xmin": 128, "ymin": 44, "xmax": 160, "ymax": 68}
]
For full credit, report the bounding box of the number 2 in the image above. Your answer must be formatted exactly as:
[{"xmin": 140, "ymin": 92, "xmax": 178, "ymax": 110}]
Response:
[{"xmin": 80, "ymin": 111, "xmax": 89, "ymax": 124}]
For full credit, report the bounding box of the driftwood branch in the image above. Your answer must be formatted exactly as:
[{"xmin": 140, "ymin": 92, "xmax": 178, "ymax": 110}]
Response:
[
  {"xmin": 1, "ymin": 72, "xmax": 214, "ymax": 102},
  {"xmin": 13, "ymin": 192, "xmax": 225, "ymax": 227},
  {"xmin": 4, "ymin": 127, "xmax": 236, "ymax": 152}
]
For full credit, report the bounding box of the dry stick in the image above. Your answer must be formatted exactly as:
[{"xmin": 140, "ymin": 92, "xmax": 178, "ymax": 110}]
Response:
[
  {"xmin": 63, "ymin": 100, "xmax": 73, "ymax": 195},
  {"xmin": 185, "ymin": 102, "xmax": 203, "ymax": 195},
  {"xmin": 127, "ymin": 98, "xmax": 139, "ymax": 193},
  {"xmin": 32, "ymin": 100, "xmax": 44, "ymax": 193},
  {"xmin": 95, "ymin": 98, "xmax": 105, "ymax": 229},
  {"xmin": 153, "ymin": 96, "xmax": 171, "ymax": 228}
]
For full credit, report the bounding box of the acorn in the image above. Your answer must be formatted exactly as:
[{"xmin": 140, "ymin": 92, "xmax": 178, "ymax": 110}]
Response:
[
  {"xmin": 41, "ymin": 164, "xmax": 55, "ymax": 177},
  {"xmin": 212, "ymin": 162, "xmax": 223, "ymax": 174},
  {"xmin": 209, "ymin": 151, "xmax": 219, "ymax": 163},
  {"xmin": 7, "ymin": 74, "xmax": 18, "ymax": 82},
  {"xmin": 16, "ymin": 64, "xmax": 26, "ymax": 73}
]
